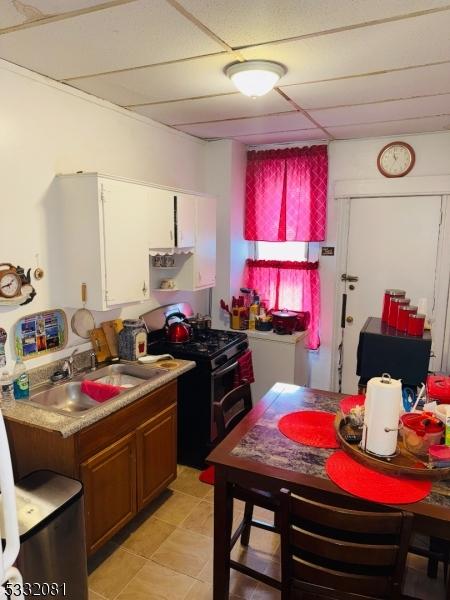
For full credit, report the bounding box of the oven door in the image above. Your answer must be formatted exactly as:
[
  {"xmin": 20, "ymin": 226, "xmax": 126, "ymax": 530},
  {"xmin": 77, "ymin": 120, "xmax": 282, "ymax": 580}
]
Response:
[{"xmin": 210, "ymin": 354, "xmax": 243, "ymax": 441}]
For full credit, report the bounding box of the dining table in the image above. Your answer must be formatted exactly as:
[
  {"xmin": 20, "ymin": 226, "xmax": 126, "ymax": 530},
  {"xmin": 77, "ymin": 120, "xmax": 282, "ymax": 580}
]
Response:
[{"xmin": 207, "ymin": 383, "xmax": 450, "ymax": 600}]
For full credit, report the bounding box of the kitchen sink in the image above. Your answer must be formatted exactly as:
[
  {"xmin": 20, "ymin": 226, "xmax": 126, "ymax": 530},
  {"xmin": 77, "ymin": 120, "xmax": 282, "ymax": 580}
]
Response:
[{"xmin": 28, "ymin": 363, "xmax": 166, "ymax": 417}]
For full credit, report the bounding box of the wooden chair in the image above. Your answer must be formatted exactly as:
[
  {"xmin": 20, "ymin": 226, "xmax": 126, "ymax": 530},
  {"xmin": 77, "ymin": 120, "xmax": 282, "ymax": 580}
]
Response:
[
  {"xmin": 213, "ymin": 383, "xmax": 280, "ymax": 589},
  {"xmin": 279, "ymin": 488, "xmax": 417, "ymax": 599}
]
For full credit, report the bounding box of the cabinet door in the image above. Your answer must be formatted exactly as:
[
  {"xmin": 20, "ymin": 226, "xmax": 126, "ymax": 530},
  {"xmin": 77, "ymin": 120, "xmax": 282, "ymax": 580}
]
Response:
[
  {"xmin": 136, "ymin": 403, "xmax": 177, "ymax": 510},
  {"xmin": 81, "ymin": 433, "xmax": 136, "ymax": 555},
  {"xmin": 148, "ymin": 187, "xmax": 175, "ymax": 248},
  {"xmin": 194, "ymin": 196, "xmax": 216, "ymax": 289},
  {"xmin": 101, "ymin": 179, "xmax": 150, "ymax": 305},
  {"xmin": 176, "ymin": 194, "xmax": 196, "ymax": 247}
]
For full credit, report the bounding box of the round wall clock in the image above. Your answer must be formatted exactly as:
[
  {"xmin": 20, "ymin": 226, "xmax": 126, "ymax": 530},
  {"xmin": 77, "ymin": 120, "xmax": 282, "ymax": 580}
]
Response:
[
  {"xmin": 377, "ymin": 141, "xmax": 415, "ymax": 178},
  {"xmin": 0, "ymin": 265, "xmax": 22, "ymax": 298}
]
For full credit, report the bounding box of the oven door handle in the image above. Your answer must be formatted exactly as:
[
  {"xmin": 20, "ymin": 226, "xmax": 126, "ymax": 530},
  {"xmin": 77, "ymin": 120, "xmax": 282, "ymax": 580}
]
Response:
[{"xmin": 213, "ymin": 361, "xmax": 238, "ymax": 378}]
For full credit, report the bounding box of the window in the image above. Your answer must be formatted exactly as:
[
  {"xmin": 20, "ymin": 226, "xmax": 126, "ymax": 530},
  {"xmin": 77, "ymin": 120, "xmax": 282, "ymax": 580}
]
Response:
[{"xmin": 255, "ymin": 241, "xmax": 308, "ymax": 262}]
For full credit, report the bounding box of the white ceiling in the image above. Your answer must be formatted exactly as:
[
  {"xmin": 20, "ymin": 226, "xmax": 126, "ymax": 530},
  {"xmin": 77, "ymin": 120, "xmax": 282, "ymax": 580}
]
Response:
[{"xmin": 1, "ymin": 0, "xmax": 450, "ymax": 143}]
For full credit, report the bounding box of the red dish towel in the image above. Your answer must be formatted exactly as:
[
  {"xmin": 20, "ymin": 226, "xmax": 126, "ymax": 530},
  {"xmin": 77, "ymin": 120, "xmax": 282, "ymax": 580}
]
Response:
[
  {"xmin": 233, "ymin": 350, "xmax": 255, "ymax": 386},
  {"xmin": 326, "ymin": 451, "xmax": 432, "ymax": 504},
  {"xmin": 80, "ymin": 380, "xmax": 123, "ymax": 402}
]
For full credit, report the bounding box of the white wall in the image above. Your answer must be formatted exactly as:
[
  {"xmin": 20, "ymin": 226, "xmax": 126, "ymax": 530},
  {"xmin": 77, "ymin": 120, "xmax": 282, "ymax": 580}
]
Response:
[
  {"xmin": 0, "ymin": 59, "xmax": 208, "ymax": 371},
  {"xmin": 204, "ymin": 139, "xmax": 250, "ymax": 328}
]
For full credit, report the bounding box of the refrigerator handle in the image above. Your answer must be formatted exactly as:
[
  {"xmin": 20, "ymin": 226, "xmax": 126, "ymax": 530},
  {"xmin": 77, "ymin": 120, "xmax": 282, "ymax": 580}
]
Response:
[{"xmin": 0, "ymin": 412, "xmax": 23, "ymax": 597}]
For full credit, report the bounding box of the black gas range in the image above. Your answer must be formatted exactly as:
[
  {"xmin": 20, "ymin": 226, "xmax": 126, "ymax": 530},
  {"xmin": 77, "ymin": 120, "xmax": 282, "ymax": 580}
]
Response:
[{"xmin": 141, "ymin": 304, "xmax": 249, "ymax": 468}]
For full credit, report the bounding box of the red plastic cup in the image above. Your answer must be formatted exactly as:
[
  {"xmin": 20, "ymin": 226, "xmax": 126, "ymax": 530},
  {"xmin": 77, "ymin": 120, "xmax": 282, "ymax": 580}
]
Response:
[
  {"xmin": 382, "ymin": 289, "xmax": 406, "ymax": 323},
  {"xmin": 397, "ymin": 305, "xmax": 418, "ymax": 332},
  {"xmin": 388, "ymin": 297, "xmax": 410, "ymax": 328},
  {"xmin": 407, "ymin": 313, "xmax": 425, "ymax": 337}
]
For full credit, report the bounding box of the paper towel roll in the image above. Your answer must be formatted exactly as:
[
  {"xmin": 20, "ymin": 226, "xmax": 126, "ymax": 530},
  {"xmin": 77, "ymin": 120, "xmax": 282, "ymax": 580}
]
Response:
[{"xmin": 362, "ymin": 374, "xmax": 402, "ymax": 457}]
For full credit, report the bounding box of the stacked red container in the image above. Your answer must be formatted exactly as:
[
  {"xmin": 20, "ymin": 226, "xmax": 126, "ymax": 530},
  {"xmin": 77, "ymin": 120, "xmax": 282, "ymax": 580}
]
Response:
[
  {"xmin": 407, "ymin": 313, "xmax": 425, "ymax": 337},
  {"xmin": 397, "ymin": 305, "xmax": 418, "ymax": 332},
  {"xmin": 382, "ymin": 289, "xmax": 406, "ymax": 323},
  {"xmin": 388, "ymin": 297, "xmax": 410, "ymax": 328}
]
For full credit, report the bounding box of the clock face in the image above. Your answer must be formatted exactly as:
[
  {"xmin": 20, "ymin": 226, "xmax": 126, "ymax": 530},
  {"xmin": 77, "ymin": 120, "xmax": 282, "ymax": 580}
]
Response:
[
  {"xmin": 377, "ymin": 142, "xmax": 415, "ymax": 177},
  {"xmin": 0, "ymin": 272, "xmax": 21, "ymax": 298}
]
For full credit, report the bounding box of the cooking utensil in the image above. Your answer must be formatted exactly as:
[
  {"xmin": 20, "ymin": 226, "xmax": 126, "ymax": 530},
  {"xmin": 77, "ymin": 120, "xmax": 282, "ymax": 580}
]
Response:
[
  {"xmin": 187, "ymin": 314, "xmax": 211, "ymax": 331},
  {"xmin": 71, "ymin": 283, "xmax": 95, "ymax": 339},
  {"xmin": 271, "ymin": 309, "xmax": 299, "ymax": 335},
  {"xmin": 220, "ymin": 299, "xmax": 231, "ymax": 315},
  {"xmin": 90, "ymin": 327, "xmax": 111, "ymax": 363},
  {"xmin": 165, "ymin": 312, "xmax": 191, "ymax": 343}
]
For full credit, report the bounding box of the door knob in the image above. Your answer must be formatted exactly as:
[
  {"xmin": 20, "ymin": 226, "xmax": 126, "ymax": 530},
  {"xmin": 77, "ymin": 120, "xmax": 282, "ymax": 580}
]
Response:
[{"xmin": 346, "ymin": 316, "xmax": 354, "ymax": 324}]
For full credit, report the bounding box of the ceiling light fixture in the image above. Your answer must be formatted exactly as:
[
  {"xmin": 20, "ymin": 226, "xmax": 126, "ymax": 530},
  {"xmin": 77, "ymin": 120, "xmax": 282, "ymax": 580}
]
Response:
[{"xmin": 225, "ymin": 60, "xmax": 287, "ymax": 98}]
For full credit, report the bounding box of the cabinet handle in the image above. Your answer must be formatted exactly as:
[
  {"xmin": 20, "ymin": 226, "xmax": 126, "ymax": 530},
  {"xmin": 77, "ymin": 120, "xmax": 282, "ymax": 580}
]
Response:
[
  {"xmin": 170, "ymin": 230, "xmax": 173, "ymax": 241},
  {"xmin": 142, "ymin": 281, "xmax": 147, "ymax": 295},
  {"xmin": 198, "ymin": 272, "xmax": 202, "ymax": 282}
]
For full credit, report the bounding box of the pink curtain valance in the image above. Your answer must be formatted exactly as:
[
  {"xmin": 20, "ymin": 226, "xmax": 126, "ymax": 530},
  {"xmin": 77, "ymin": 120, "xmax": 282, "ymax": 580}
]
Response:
[
  {"xmin": 246, "ymin": 259, "xmax": 318, "ymax": 271},
  {"xmin": 245, "ymin": 144, "xmax": 328, "ymax": 242}
]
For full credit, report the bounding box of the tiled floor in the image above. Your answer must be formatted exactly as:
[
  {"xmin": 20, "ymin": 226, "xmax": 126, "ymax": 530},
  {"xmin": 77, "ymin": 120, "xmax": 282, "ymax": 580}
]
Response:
[{"xmin": 88, "ymin": 465, "xmax": 446, "ymax": 600}]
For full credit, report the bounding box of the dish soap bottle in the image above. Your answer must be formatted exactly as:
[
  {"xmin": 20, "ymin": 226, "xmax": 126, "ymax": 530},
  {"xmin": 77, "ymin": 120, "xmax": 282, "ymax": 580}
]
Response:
[
  {"xmin": 13, "ymin": 357, "xmax": 29, "ymax": 400},
  {"xmin": 0, "ymin": 371, "xmax": 15, "ymax": 408}
]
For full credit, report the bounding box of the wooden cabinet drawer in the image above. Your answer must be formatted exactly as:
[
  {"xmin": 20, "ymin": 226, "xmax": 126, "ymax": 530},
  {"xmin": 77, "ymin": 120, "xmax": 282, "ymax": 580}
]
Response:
[{"xmin": 77, "ymin": 381, "xmax": 177, "ymax": 461}]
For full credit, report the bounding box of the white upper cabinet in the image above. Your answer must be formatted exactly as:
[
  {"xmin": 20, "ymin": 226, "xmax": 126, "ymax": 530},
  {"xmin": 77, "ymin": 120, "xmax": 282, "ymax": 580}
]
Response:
[
  {"xmin": 147, "ymin": 187, "xmax": 174, "ymax": 248},
  {"xmin": 194, "ymin": 196, "xmax": 216, "ymax": 289},
  {"xmin": 176, "ymin": 194, "xmax": 196, "ymax": 248},
  {"xmin": 102, "ymin": 179, "xmax": 150, "ymax": 306}
]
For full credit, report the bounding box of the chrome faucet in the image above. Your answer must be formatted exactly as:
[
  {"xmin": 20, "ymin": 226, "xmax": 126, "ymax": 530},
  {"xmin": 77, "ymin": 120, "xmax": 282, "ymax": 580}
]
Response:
[{"xmin": 62, "ymin": 347, "xmax": 78, "ymax": 379}]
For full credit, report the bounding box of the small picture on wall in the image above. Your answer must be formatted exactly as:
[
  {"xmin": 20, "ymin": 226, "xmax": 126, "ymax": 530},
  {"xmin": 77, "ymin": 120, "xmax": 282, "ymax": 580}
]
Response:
[{"xmin": 15, "ymin": 309, "xmax": 67, "ymax": 359}]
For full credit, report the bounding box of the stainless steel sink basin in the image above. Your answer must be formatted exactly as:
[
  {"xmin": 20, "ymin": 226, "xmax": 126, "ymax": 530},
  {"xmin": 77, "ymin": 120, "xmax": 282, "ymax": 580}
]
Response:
[
  {"xmin": 29, "ymin": 382, "xmax": 98, "ymax": 415},
  {"xmin": 28, "ymin": 363, "xmax": 165, "ymax": 417},
  {"xmin": 82, "ymin": 363, "xmax": 165, "ymax": 387}
]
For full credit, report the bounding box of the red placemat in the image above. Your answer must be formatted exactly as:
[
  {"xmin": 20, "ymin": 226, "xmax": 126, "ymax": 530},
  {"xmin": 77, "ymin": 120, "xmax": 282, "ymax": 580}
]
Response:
[
  {"xmin": 278, "ymin": 411, "xmax": 339, "ymax": 449},
  {"xmin": 340, "ymin": 394, "xmax": 365, "ymax": 414},
  {"xmin": 326, "ymin": 451, "xmax": 432, "ymax": 504}
]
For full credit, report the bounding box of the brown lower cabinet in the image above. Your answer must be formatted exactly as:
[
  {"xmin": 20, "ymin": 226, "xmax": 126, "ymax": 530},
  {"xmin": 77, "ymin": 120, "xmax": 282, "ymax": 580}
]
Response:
[{"xmin": 5, "ymin": 380, "xmax": 177, "ymax": 556}]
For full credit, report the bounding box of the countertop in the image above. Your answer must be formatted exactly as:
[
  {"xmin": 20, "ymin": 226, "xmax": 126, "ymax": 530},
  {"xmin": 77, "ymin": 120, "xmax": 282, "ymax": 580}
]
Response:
[
  {"xmin": 224, "ymin": 326, "xmax": 307, "ymax": 344},
  {"xmin": 3, "ymin": 359, "xmax": 195, "ymax": 438}
]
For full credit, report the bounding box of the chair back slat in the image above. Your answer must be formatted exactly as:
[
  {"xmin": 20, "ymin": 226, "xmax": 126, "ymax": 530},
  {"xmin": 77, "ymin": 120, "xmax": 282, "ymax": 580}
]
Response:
[
  {"xmin": 280, "ymin": 489, "xmax": 413, "ymax": 600},
  {"xmin": 290, "ymin": 492, "xmax": 403, "ymax": 534},
  {"xmin": 291, "ymin": 557, "xmax": 390, "ymax": 598},
  {"xmin": 290, "ymin": 525, "xmax": 398, "ymax": 566},
  {"xmin": 214, "ymin": 383, "xmax": 252, "ymax": 441}
]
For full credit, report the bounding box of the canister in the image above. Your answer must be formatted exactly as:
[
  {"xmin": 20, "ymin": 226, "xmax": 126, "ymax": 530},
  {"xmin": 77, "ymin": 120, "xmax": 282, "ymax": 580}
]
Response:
[
  {"xmin": 407, "ymin": 313, "xmax": 425, "ymax": 337},
  {"xmin": 118, "ymin": 319, "xmax": 147, "ymax": 361},
  {"xmin": 382, "ymin": 289, "xmax": 406, "ymax": 323},
  {"xmin": 388, "ymin": 297, "xmax": 410, "ymax": 328},
  {"xmin": 397, "ymin": 304, "xmax": 418, "ymax": 332}
]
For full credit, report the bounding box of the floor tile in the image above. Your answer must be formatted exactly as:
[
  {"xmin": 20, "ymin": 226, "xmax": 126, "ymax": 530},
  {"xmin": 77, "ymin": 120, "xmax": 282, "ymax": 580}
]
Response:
[
  {"xmin": 229, "ymin": 568, "xmax": 260, "ymax": 599},
  {"xmin": 116, "ymin": 560, "xmax": 195, "ymax": 600},
  {"xmin": 89, "ymin": 546, "xmax": 146, "ymax": 599},
  {"xmin": 231, "ymin": 545, "xmax": 276, "ymax": 577},
  {"xmin": 115, "ymin": 515, "xmax": 176, "ymax": 559},
  {"xmin": 185, "ymin": 580, "xmax": 213, "ymax": 600},
  {"xmin": 88, "ymin": 591, "xmax": 105, "ymax": 600},
  {"xmin": 151, "ymin": 528, "xmax": 212, "ymax": 578},
  {"xmin": 152, "ymin": 490, "xmax": 201, "ymax": 526},
  {"xmin": 169, "ymin": 466, "xmax": 212, "ymax": 499},
  {"xmin": 251, "ymin": 582, "xmax": 281, "ymax": 599},
  {"xmin": 181, "ymin": 499, "xmax": 244, "ymax": 538}
]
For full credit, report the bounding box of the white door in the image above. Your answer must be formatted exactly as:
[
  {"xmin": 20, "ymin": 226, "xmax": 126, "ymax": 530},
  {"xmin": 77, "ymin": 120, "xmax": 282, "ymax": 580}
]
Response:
[
  {"xmin": 102, "ymin": 179, "xmax": 150, "ymax": 305},
  {"xmin": 194, "ymin": 196, "xmax": 216, "ymax": 289},
  {"xmin": 176, "ymin": 194, "xmax": 196, "ymax": 247},
  {"xmin": 339, "ymin": 195, "xmax": 443, "ymax": 394},
  {"xmin": 148, "ymin": 188, "xmax": 174, "ymax": 248}
]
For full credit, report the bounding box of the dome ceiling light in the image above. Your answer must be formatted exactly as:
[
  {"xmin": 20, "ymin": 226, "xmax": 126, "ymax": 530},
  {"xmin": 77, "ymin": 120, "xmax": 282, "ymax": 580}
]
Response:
[{"xmin": 225, "ymin": 60, "xmax": 287, "ymax": 98}]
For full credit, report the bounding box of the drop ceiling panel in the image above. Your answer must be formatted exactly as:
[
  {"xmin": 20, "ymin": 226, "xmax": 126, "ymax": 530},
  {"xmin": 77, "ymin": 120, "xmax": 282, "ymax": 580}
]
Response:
[
  {"xmin": 178, "ymin": 0, "xmax": 449, "ymax": 48},
  {"xmin": 283, "ymin": 63, "xmax": 450, "ymax": 110},
  {"xmin": 0, "ymin": 0, "xmax": 224, "ymax": 79},
  {"xmin": 310, "ymin": 94, "xmax": 450, "ymax": 127},
  {"xmin": 132, "ymin": 91, "xmax": 292, "ymax": 125},
  {"xmin": 241, "ymin": 12, "xmax": 450, "ymax": 87},
  {"xmin": 328, "ymin": 115, "xmax": 450, "ymax": 139},
  {"xmin": 235, "ymin": 128, "xmax": 327, "ymax": 145},
  {"xmin": 175, "ymin": 112, "xmax": 314, "ymax": 138},
  {"xmin": 68, "ymin": 53, "xmax": 235, "ymax": 106},
  {"xmin": 0, "ymin": 0, "xmax": 106, "ymax": 29}
]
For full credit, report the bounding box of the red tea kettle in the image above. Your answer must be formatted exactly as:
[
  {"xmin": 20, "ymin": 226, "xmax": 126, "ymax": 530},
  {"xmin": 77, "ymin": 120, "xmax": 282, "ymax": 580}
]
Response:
[{"xmin": 165, "ymin": 312, "xmax": 191, "ymax": 343}]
